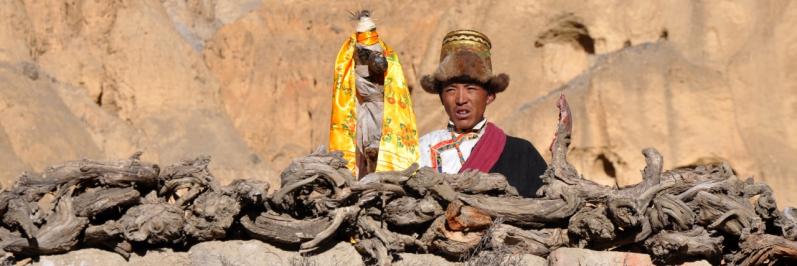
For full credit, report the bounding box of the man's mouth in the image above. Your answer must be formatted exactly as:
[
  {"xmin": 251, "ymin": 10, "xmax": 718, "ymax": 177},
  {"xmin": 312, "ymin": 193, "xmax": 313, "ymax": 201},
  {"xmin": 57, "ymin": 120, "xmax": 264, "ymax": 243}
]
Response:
[{"xmin": 454, "ymin": 108, "xmax": 471, "ymax": 119}]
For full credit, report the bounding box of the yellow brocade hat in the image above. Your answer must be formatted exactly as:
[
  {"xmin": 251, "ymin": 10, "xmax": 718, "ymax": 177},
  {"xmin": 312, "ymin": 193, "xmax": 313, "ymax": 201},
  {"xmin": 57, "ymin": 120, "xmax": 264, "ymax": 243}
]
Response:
[{"xmin": 356, "ymin": 30, "xmax": 380, "ymax": 46}]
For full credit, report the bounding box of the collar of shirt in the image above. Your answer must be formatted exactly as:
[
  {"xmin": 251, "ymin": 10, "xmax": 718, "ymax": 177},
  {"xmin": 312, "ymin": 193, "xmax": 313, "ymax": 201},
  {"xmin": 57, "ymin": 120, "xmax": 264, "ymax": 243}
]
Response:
[{"xmin": 447, "ymin": 118, "xmax": 488, "ymax": 135}]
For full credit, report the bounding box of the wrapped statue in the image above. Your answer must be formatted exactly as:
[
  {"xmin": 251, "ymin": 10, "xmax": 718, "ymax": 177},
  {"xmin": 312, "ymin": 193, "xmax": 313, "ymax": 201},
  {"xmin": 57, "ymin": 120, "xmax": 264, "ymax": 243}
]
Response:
[{"xmin": 328, "ymin": 10, "xmax": 419, "ymax": 178}]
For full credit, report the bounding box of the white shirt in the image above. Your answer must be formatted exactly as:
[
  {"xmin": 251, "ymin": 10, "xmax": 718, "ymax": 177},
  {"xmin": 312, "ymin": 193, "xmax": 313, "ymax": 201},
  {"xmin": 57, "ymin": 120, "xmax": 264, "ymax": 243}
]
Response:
[{"xmin": 418, "ymin": 119, "xmax": 487, "ymax": 174}]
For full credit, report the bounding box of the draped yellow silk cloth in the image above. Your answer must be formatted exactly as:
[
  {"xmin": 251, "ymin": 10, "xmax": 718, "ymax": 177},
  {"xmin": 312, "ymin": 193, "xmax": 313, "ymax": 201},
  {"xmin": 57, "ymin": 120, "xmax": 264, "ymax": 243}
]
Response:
[{"xmin": 329, "ymin": 34, "xmax": 419, "ymax": 176}]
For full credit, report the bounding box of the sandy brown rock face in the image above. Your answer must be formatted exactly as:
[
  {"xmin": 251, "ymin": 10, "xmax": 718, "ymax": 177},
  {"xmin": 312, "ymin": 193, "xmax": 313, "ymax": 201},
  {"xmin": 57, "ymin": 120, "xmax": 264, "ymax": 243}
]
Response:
[
  {"xmin": 0, "ymin": 0, "xmax": 795, "ymax": 205},
  {"xmin": 0, "ymin": 65, "xmax": 104, "ymax": 179},
  {"xmin": 200, "ymin": 0, "xmax": 797, "ymax": 207},
  {"xmin": 501, "ymin": 41, "xmax": 797, "ymax": 207},
  {"xmin": 501, "ymin": 1, "xmax": 797, "ymax": 207},
  {"xmin": 0, "ymin": 0, "xmax": 273, "ymax": 187}
]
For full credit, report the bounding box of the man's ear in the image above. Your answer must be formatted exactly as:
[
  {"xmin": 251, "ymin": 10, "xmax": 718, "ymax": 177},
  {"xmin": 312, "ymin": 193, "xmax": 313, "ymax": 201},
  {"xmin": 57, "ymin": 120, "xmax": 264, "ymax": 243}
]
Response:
[{"xmin": 486, "ymin": 93, "xmax": 496, "ymax": 105}]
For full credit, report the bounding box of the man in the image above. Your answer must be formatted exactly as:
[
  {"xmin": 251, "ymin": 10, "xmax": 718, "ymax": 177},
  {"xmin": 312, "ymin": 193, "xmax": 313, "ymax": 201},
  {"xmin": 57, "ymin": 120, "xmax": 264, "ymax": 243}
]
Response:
[
  {"xmin": 418, "ymin": 29, "xmax": 547, "ymax": 197},
  {"xmin": 329, "ymin": 11, "xmax": 419, "ymax": 178}
]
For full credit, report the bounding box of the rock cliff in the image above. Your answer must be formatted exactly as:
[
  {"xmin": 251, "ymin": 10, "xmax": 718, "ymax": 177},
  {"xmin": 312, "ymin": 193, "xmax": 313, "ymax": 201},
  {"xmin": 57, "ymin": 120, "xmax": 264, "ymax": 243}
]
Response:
[{"xmin": 0, "ymin": 0, "xmax": 795, "ymax": 207}]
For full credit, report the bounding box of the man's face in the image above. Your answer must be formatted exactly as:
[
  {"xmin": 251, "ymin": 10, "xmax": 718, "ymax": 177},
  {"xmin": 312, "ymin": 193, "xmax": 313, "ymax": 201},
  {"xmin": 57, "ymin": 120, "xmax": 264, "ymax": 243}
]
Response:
[{"xmin": 440, "ymin": 83, "xmax": 495, "ymax": 132}]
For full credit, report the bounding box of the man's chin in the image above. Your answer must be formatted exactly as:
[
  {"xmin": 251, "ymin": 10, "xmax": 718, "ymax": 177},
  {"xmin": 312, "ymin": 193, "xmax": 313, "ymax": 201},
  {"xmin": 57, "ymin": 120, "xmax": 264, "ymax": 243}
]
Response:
[{"xmin": 453, "ymin": 120, "xmax": 475, "ymax": 131}]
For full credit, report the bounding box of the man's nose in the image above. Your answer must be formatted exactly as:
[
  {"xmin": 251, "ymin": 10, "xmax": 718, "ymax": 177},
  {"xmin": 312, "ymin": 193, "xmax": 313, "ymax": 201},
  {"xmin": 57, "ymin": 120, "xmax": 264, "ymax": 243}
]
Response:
[{"xmin": 455, "ymin": 89, "xmax": 468, "ymax": 105}]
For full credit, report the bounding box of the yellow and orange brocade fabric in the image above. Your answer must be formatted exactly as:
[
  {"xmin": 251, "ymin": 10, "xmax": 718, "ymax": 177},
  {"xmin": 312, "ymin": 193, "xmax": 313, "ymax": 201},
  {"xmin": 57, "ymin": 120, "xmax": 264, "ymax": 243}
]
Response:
[{"xmin": 329, "ymin": 34, "xmax": 419, "ymax": 177}]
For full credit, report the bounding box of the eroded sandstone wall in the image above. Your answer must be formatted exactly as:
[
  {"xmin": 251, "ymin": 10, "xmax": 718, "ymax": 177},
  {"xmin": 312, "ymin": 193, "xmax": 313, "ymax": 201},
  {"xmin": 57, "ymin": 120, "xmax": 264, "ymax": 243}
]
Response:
[{"xmin": 0, "ymin": 0, "xmax": 795, "ymax": 205}]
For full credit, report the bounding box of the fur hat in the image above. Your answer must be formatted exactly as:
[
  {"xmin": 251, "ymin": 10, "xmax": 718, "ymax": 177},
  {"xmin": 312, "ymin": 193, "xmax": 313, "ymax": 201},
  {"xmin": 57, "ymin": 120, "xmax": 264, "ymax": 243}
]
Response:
[{"xmin": 420, "ymin": 30, "xmax": 509, "ymax": 94}]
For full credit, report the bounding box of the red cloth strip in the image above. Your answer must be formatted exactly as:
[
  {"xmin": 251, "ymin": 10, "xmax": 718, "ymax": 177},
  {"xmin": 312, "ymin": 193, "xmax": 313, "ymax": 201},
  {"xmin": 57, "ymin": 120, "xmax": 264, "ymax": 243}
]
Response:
[{"xmin": 459, "ymin": 122, "xmax": 507, "ymax": 173}]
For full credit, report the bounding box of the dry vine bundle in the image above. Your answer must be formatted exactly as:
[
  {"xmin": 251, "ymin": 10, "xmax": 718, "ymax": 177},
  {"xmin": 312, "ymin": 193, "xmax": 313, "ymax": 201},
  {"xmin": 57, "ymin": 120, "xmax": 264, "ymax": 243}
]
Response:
[{"xmin": 1, "ymin": 95, "xmax": 796, "ymax": 265}]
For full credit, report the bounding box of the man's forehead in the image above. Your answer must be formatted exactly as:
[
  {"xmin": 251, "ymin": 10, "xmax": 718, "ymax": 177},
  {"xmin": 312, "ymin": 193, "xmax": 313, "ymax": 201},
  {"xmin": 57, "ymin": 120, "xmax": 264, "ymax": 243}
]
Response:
[{"xmin": 445, "ymin": 82, "xmax": 484, "ymax": 88}]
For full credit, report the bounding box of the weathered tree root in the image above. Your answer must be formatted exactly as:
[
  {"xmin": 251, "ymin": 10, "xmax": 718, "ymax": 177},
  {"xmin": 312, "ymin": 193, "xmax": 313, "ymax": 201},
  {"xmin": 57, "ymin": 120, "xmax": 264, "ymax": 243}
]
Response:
[
  {"xmin": 0, "ymin": 95, "xmax": 795, "ymax": 266},
  {"xmin": 645, "ymin": 227, "xmax": 723, "ymax": 264},
  {"xmin": 300, "ymin": 206, "xmax": 360, "ymax": 252},
  {"xmin": 729, "ymin": 233, "xmax": 797, "ymax": 265},
  {"xmin": 490, "ymin": 225, "xmax": 568, "ymax": 257},
  {"xmin": 240, "ymin": 213, "xmax": 331, "ymax": 246}
]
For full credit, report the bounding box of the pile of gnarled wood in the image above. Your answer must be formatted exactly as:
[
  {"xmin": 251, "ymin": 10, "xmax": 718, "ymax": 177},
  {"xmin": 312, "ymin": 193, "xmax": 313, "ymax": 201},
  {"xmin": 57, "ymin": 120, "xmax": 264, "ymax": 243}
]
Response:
[{"xmin": 1, "ymin": 95, "xmax": 796, "ymax": 266}]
